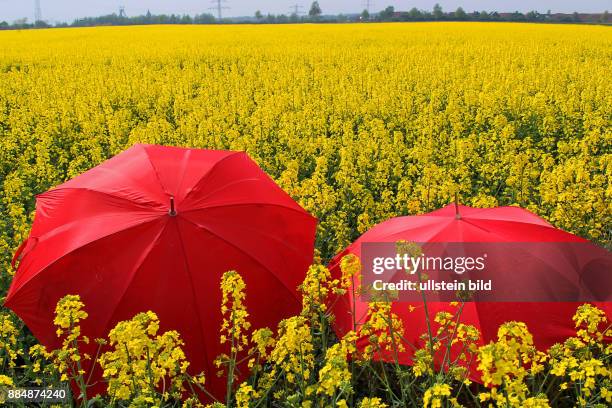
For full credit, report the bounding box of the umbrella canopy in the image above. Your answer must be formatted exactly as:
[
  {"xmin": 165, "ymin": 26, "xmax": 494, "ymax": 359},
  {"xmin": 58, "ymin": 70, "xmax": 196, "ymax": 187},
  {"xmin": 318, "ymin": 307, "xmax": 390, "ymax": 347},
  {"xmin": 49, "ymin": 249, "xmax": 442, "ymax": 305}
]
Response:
[
  {"xmin": 328, "ymin": 204, "xmax": 611, "ymax": 378},
  {"xmin": 5, "ymin": 144, "xmax": 317, "ymax": 400}
]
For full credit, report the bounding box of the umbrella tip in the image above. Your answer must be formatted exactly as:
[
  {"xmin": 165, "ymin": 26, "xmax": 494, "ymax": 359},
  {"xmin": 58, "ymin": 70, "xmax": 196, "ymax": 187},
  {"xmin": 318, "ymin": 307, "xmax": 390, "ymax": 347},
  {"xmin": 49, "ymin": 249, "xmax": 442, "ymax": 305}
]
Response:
[
  {"xmin": 454, "ymin": 194, "xmax": 461, "ymax": 220},
  {"xmin": 169, "ymin": 196, "xmax": 177, "ymax": 216}
]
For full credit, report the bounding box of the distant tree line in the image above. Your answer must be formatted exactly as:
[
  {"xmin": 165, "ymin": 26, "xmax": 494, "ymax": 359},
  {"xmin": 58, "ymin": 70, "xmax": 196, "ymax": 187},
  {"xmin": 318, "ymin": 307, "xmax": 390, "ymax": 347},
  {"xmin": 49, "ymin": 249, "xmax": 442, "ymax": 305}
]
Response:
[
  {"xmin": 371, "ymin": 5, "xmax": 609, "ymax": 24},
  {"xmin": 0, "ymin": 2, "xmax": 609, "ymax": 30},
  {"xmin": 0, "ymin": 10, "xmax": 216, "ymax": 30},
  {"xmin": 69, "ymin": 11, "xmax": 218, "ymax": 27}
]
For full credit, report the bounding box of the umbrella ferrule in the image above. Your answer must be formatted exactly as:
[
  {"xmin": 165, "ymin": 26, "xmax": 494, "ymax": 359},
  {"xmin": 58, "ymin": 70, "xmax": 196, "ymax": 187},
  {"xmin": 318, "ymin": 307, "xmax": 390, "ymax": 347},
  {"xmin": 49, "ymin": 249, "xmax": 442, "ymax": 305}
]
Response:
[
  {"xmin": 454, "ymin": 194, "xmax": 461, "ymax": 219},
  {"xmin": 169, "ymin": 196, "xmax": 177, "ymax": 216}
]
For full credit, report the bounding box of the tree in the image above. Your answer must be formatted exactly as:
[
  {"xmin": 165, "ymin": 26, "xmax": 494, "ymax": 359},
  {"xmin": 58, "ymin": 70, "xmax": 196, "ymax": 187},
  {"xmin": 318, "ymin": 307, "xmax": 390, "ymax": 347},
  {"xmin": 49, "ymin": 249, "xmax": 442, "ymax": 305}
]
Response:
[
  {"xmin": 309, "ymin": 2, "xmax": 322, "ymax": 19},
  {"xmin": 433, "ymin": 3, "xmax": 443, "ymax": 20},
  {"xmin": 602, "ymin": 10, "xmax": 609, "ymax": 23},
  {"xmin": 255, "ymin": 10, "xmax": 263, "ymax": 20},
  {"xmin": 361, "ymin": 9, "xmax": 370, "ymax": 21},
  {"xmin": 455, "ymin": 7, "xmax": 467, "ymax": 20},
  {"xmin": 526, "ymin": 11, "xmax": 540, "ymax": 21},
  {"xmin": 509, "ymin": 11, "xmax": 525, "ymax": 21},
  {"xmin": 408, "ymin": 8, "xmax": 422, "ymax": 21},
  {"xmin": 13, "ymin": 18, "xmax": 28, "ymax": 28},
  {"xmin": 194, "ymin": 13, "xmax": 215, "ymax": 24},
  {"xmin": 379, "ymin": 6, "xmax": 395, "ymax": 21}
]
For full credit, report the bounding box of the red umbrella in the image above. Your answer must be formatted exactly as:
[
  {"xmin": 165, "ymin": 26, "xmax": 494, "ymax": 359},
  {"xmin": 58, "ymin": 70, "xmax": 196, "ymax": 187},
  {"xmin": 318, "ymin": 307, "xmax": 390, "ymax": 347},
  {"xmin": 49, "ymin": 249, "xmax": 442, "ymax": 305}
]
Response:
[
  {"xmin": 5, "ymin": 144, "xmax": 317, "ymax": 400},
  {"xmin": 329, "ymin": 204, "xmax": 611, "ymax": 379}
]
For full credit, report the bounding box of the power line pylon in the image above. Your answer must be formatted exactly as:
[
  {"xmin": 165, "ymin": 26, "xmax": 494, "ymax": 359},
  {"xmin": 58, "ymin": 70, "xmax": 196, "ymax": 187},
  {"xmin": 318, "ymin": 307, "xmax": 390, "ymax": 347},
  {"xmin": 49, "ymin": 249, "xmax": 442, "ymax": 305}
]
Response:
[
  {"xmin": 363, "ymin": 0, "xmax": 373, "ymax": 14},
  {"xmin": 290, "ymin": 4, "xmax": 304, "ymax": 16},
  {"xmin": 210, "ymin": 0, "xmax": 229, "ymax": 20},
  {"xmin": 34, "ymin": 0, "xmax": 42, "ymax": 23}
]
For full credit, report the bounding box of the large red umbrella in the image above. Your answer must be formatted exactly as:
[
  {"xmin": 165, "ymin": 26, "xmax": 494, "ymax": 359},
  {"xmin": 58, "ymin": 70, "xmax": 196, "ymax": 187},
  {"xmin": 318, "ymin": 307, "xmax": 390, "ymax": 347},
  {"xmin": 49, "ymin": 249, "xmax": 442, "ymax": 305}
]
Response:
[
  {"xmin": 329, "ymin": 204, "xmax": 611, "ymax": 378},
  {"xmin": 5, "ymin": 144, "xmax": 317, "ymax": 400}
]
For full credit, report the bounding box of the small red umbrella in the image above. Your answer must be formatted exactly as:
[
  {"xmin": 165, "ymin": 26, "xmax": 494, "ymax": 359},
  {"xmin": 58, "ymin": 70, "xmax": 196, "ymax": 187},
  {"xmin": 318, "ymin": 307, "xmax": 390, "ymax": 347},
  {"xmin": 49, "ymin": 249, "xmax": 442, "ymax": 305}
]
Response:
[
  {"xmin": 329, "ymin": 204, "xmax": 611, "ymax": 379},
  {"xmin": 5, "ymin": 144, "xmax": 317, "ymax": 400}
]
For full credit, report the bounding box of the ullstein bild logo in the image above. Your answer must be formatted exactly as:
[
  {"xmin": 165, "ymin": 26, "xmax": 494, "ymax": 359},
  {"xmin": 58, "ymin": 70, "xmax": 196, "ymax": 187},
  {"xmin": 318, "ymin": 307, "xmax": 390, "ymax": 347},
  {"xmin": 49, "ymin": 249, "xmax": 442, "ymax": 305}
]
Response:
[
  {"xmin": 370, "ymin": 252, "xmax": 492, "ymax": 293},
  {"xmin": 361, "ymin": 242, "xmax": 612, "ymax": 303}
]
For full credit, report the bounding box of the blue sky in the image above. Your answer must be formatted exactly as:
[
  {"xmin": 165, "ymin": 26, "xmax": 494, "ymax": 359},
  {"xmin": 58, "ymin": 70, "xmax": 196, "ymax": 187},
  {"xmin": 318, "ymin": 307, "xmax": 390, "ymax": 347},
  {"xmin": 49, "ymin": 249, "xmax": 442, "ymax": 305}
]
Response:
[{"xmin": 0, "ymin": 1, "xmax": 609, "ymax": 24}]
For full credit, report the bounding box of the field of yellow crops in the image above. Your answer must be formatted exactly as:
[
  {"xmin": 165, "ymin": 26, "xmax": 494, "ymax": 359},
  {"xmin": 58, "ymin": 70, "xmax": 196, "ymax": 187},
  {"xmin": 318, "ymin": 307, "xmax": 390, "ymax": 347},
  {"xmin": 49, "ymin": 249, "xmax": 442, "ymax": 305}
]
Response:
[{"xmin": 0, "ymin": 23, "xmax": 611, "ymax": 407}]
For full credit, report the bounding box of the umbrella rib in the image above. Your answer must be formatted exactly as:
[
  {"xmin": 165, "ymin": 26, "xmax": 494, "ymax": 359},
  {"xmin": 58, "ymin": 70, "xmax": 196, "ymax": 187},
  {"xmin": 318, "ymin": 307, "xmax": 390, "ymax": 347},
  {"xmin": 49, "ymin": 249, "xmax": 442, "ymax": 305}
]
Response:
[
  {"xmin": 182, "ymin": 177, "xmax": 261, "ymax": 208},
  {"xmin": 180, "ymin": 216, "xmax": 303, "ymax": 305},
  {"xmin": 381, "ymin": 218, "xmax": 454, "ymax": 243},
  {"xmin": 180, "ymin": 151, "xmax": 242, "ymax": 204},
  {"xmin": 172, "ymin": 220, "xmax": 212, "ymax": 378},
  {"xmin": 6, "ymin": 218, "xmax": 163, "ymax": 300},
  {"xmin": 462, "ymin": 218, "xmax": 585, "ymax": 241},
  {"xmin": 56, "ymin": 163, "xmax": 167, "ymax": 204},
  {"xmin": 39, "ymin": 187, "xmax": 163, "ymax": 210},
  {"xmin": 356, "ymin": 216, "xmax": 452, "ymax": 241},
  {"xmin": 465, "ymin": 217, "xmax": 555, "ymax": 230},
  {"xmin": 141, "ymin": 144, "xmax": 170, "ymax": 196},
  {"xmin": 183, "ymin": 212, "xmax": 312, "ymax": 263},
  {"xmin": 174, "ymin": 148, "xmax": 192, "ymax": 200},
  {"xmin": 99, "ymin": 221, "xmax": 168, "ymax": 337},
  {"xmin": 29, "ymin": 210, "xmax": 161, "ymax": 251},
  {"xmin": 465, "ymin": 206, "xmax": 554, "ymax": 227},
  {"xmin": 184, "ymin": 202, "xmax": 316, "ymax": 221}
]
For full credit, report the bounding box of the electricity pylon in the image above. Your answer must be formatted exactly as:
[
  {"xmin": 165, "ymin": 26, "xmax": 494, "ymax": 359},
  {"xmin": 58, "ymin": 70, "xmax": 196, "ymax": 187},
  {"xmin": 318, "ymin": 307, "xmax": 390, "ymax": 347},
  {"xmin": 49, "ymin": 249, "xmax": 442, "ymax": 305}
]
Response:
[{"xmin": 210, "ymin": 0, "xmax": 229, "ymax": 20}]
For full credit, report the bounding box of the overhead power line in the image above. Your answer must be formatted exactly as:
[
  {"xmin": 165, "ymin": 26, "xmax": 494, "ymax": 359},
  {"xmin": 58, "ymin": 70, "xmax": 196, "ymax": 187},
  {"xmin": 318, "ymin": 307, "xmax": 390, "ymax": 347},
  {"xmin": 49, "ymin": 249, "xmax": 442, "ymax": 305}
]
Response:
[{"xmin": 290, "ymin": 4, "xmax": 304, "ymax": 16}]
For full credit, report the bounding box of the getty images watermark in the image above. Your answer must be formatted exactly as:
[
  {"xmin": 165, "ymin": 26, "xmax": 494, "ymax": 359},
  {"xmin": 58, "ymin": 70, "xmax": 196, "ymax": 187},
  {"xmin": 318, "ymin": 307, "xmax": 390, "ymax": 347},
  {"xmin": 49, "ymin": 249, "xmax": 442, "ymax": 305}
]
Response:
[
  {"xmin": 361, "ymin": 242, "xmax": 611, "ymax": 302},
  {"xmin": 372, "ymin": 250, "xmax": 490, "ymax": 292}
]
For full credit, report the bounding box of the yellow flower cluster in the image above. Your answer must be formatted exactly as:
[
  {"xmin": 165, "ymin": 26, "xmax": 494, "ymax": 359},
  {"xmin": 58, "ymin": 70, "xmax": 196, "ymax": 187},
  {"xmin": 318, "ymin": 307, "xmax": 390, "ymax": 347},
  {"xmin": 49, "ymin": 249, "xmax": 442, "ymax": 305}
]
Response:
[
  {"xmin": 477, "ymin": 322, "xmax": 548, "ymax": 407},
  {"xmin": 547, "ymin": 304, "xmax": 612, "ymax": 404},
  {"xmin": 98, "ymin": 311, "xmax": 190, "ymax": 405},
  {"xmin": 357, "ymin": 397, "xmax": 388, "ymax": 408},
  {"xmin": 0, "ymin": 374, "xmax": 14, "ymax": 404},
  {"xmin": 0, "ymin": 312, "xmax": 21, "ymax": 369},
  {"xmin": 360, "ymin": 302, "xmax": 405, "ymax": 359},
  {"xmin": 316, "ymin": 331, "xmax": 357, "ymax": 397},
  {"xmin": 573, "ymin": 303, "xmax": 609, "ymax": 341},
  {"xmin": 300, "ymin": 265, "xmax": 336, "ymax": 317},
  {"xmin": 268, "ymin": 316, "xmax": 314, "ymax": 386},
  {"xmin": 412, "ymin": 348, "xmax": 434, "ymax": 379},
  {"xmin": 339, "ymin": 254, "xmax": 361, "ymax": 291},
  {"xmin": 27, "ymin": 343, "xmax": 58, "ymax": 387},
  {"xmin": 219, "ymin": 271, "xmax": 251, "ymax": 354},
  {"xmin": 422, "ymin": 383, "xmax": 454, "ymax": 408},
  {"xmin": 53, "ymin": 295, "xmax": 88, "ymax": 338},
  {"xmin": 0, "ymin": 374, "xmax": 13, "ymax": 386},
  {"xmin": 248, "ymin": 327, "xmax": 275, "ymax": 371},
  {"xmin": 234, "ymin": 383, "xmax": 259, "ymax": 408},
  {"xmin": 52, "ymin": 294, "xmax": 90, "ymax": 393}
]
